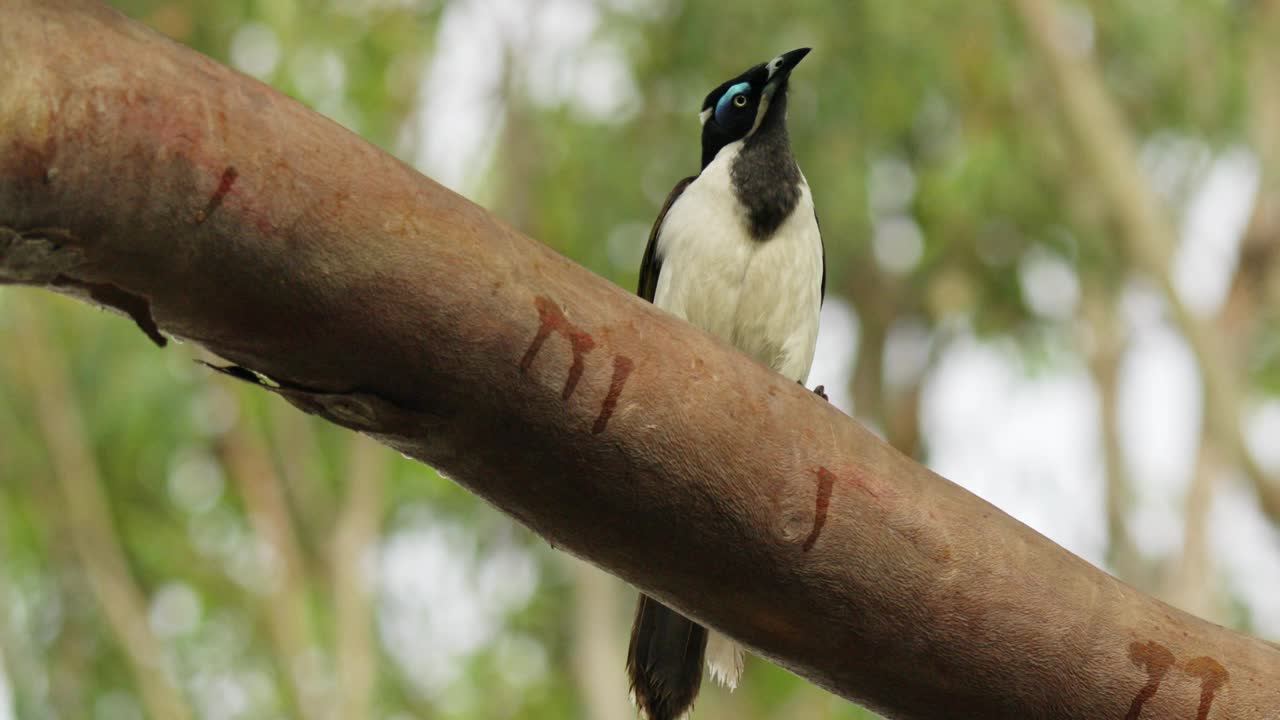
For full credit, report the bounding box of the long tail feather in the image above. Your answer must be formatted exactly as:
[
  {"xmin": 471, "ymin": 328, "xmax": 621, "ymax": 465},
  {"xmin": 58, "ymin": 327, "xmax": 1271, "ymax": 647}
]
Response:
[{"xmin": 626, "ymin": 594, "xmax": 708, "ymax": 720}]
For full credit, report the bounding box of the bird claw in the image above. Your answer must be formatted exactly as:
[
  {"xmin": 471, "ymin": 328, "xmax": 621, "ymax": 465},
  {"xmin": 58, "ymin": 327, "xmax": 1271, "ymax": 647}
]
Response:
[{"xmin": 813, "ymin": 384, "xmax": 828, "ymax": 401}]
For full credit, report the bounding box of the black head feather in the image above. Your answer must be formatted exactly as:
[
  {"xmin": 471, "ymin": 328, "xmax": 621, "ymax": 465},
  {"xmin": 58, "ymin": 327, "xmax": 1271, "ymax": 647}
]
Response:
[{"xmin": 698, "ymin": 48, "xmax": 810, "ymax": 170}]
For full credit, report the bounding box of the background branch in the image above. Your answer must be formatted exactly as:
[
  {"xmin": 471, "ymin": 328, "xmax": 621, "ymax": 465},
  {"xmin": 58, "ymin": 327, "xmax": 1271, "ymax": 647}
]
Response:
[
  {"xmin": 1080, "ymin": 288, "xmax": 1143, "ymax": 583},
  {"xmin": 333, "ymin": 435, "xmax": 386, "ymax": 720},
  {"xmin": 217, "ymin": 394, "xmax": 320, "ymax": 718},
  {"xmin": 9, "ymin": 296, "xmax": 193, "ymax": 720},
  {"xmin": 567, "ymin": 557, "xmax": 632, "ymax": 720}
]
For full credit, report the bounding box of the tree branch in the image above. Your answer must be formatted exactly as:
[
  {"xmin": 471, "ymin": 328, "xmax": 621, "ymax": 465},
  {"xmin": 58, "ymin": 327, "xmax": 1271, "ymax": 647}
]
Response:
[{"xmin": 2, "ymin": 2, "xmax": 1278, "ymax": 718}]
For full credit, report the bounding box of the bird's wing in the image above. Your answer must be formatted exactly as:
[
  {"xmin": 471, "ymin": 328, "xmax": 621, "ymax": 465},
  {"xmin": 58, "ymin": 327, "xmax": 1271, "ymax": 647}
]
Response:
[
  {"xmin": 637, "ymin": 176, "xmax": 697, "ymax": 303},
  {"xmin": 815, "ymin": 208, "xmax": 826, "ymax": 306}
]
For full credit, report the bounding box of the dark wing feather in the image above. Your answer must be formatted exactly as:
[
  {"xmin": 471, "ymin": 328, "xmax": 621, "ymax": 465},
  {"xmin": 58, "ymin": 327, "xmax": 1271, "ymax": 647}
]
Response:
[
  {"xmin": 815, "ymin": 208, "xmax": 826, "ymax": 305},
  {"xmin": 638, "ymin": 176, "xmax": 696, "ymax": 303}
]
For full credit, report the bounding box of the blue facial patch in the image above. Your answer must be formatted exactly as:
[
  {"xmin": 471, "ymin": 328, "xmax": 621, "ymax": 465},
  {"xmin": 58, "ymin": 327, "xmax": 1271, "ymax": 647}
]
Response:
[{"xmin": 715, "ymin": 82, "xmax": 752, "ymax": 124}]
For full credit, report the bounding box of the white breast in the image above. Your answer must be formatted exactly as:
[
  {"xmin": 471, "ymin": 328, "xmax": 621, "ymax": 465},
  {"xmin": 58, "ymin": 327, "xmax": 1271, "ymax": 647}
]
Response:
[{"xmin": 652, "ymin": 142, "xmax": 823, "ymax": 383}]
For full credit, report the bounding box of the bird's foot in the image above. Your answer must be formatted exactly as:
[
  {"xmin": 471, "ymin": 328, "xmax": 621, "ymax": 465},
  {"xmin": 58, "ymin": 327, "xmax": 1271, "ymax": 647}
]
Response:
[{"xmin": 805, "ymin": 382, "xmax": 829, "ymax": 402}]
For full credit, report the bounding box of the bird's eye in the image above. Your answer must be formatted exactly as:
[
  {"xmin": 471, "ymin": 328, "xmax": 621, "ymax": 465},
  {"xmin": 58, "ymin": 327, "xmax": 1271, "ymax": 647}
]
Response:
[{"xmin": 714, "ymin": 81, "xmax": 752, "ymax": 124}]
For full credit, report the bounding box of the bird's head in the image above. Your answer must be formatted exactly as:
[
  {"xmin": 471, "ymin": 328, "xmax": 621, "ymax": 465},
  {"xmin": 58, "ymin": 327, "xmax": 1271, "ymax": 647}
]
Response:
[{"xmin": 698, "ymin": 47, "xmax": 810, "ymax": 168}]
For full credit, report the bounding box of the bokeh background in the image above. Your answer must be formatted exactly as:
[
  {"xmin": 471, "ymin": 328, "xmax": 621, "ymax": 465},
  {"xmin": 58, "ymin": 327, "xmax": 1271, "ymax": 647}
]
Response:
[{"xmin": 3, "ymin": 1, "xmax": 1280, "ymax": 718}]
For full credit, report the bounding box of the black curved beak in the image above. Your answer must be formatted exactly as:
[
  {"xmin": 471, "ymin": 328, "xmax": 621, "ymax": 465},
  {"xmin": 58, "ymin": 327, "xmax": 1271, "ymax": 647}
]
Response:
[{"xmin": 767, "ymin": 47, "xmax": 811, "ymax": 86}]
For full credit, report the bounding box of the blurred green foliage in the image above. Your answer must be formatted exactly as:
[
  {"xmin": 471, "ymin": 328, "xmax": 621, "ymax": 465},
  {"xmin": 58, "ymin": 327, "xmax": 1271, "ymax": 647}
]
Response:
[{"xmin": 3, "ymin": 1, "xmax": 1277, "ymax": 719}]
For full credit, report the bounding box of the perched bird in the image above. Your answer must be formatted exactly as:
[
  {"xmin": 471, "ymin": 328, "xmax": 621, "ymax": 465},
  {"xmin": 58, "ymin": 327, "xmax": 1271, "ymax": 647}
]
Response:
[{"xmin": 627, "ymin": 48, "xmax": 825, "ymax": 720}]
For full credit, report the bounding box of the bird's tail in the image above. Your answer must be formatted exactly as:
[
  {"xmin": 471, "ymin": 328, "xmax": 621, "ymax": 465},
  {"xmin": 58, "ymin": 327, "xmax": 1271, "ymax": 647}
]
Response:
[{"xmin": 626, "ymin": 593, "xmax": 708, "ymax": 720}]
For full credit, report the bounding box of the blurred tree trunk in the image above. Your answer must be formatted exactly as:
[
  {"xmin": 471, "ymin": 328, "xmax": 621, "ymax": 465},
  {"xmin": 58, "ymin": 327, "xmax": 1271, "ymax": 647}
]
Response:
[
  {"xmin": 269, "ymin": 402, "xmax": 337, "ymax": 564},
  {"xmin": 567, "ymin": 558, "xmax": 632, "ymax": 720},
  {"xmin": 333, "ymin": 435, "xmax": 386, "ymax": 720},
  {"xmin": 1080, "ymin": 290, "xmax": 1143, "ymax": 582},
  {"xmin": 4, "ymin": 3, "xmax": 1280, "ymax": 718},
  {"xmin": 1231, "ymin": 0, "xmax": 1280, "ymax": 377},
  {"xmin": 0, "ymin": 487, "xmax": 51, "ymax": 717},
  {"xmin": 1165, "ymin": 439, "xmax": 1225, "ymax": 620},
  {"xmin": 846, "ymin": 266, "xmax": 925, "ymax": 459},
  {"xmin": 218, "ymin": 399, "xmax": 321, "ymax": 718},
  {"xmin": 0, "ymin": 408, "xmax": 99, "ymax": 720},
  {"xmin": 10, "ymin": 297, "xmax": 194, "ymax": 720},
  {"xmin": 1246, "ymin": 0, "xmax": 1280, "ymax": 273}
]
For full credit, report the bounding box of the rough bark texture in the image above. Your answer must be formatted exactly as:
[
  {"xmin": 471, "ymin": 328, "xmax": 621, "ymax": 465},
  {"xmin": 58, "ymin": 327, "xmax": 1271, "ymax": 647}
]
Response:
[{"xmin": 2, "ymin": 2, "xmax": 1279, "ymax": 718}]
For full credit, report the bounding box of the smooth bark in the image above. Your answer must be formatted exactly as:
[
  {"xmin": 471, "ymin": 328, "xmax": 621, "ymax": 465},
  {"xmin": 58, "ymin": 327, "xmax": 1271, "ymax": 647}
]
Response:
[{"xmin": 2, "ymin": 2, "xmax": 1278, "ymax": 718}]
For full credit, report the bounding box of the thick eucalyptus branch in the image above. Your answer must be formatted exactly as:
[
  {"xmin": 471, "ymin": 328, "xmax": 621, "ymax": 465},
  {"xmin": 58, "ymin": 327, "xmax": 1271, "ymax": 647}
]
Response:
[{"xmin": 2, "ymin": 2, "xmax": 1279, "ymax": 718}]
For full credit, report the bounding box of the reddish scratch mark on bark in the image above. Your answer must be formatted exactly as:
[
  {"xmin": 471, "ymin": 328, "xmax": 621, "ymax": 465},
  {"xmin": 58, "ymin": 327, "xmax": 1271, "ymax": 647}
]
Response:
[
  {"xmin": 521, "ymin": 296, "xmax": 596, "ymax": 400},
  {"xmin": 592, "ymin": 355, "xmax": 634, "ymax": 434},
  {"xmin": 801, "ymin": 467, "xmax": 836, "ymax": 552},
  {"xmin": 1125, "ymin": 641, "xmax": 1175, "ymax": 720},
  {"xmin": 1186, "ymin": 656, "xmax": 1228, "ymax": 720},
  {"xmin": 195, "ymin": 166, "xmax": 238, "ymax": 224}
]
